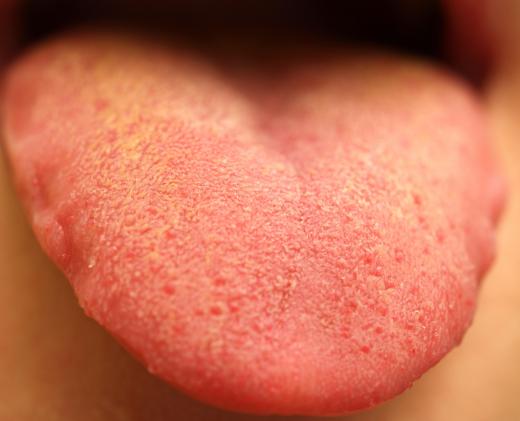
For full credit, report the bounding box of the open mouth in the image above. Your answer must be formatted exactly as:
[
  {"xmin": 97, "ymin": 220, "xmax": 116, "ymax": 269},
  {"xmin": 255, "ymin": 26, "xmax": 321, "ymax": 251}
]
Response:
[{"xmin": 0, "ymin": 1, "xmax": 506, "ymax": 416}]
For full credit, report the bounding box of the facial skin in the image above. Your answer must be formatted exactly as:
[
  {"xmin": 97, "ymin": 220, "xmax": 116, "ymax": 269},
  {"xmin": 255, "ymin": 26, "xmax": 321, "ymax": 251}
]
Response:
[{"xmin": 1, "ymin": 2, "xmax": 520, "ymax": 420}]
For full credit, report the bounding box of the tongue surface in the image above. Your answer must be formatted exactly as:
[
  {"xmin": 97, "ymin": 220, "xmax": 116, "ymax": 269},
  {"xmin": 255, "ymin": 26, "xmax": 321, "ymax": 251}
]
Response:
[{"xmin": 0, "ymin": 32, "xmax": 504, "ymax": 415}]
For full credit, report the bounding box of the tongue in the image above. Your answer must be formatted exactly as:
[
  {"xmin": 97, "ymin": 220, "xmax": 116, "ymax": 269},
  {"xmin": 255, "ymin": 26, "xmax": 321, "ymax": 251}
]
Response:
[{"xmin": 0, "ymin": 31, "xmax": 504, "ymax": 415}]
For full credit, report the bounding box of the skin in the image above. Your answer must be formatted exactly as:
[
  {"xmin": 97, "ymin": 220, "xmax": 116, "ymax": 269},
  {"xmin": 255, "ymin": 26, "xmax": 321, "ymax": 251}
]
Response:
[{"xmin": 1, "ymin": 2, "xmax": 520, "ymax": 420}]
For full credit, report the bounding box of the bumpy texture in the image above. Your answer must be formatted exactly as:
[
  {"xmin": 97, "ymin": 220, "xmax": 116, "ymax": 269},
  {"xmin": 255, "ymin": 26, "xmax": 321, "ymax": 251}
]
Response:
[{"xmin": 1, "ymin": 32, "xmax": 504, "ymax": 415}]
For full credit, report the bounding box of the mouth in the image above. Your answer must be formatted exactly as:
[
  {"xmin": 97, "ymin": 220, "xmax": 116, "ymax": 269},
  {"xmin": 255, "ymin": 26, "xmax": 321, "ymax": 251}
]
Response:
[{"xmin": 0, "ymin": 1, "xmax": 506, "ymax": 416}]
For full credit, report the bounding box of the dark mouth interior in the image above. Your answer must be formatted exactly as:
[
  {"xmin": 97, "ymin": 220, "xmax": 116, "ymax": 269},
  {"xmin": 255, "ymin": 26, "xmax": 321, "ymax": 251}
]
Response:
[{"xmin": 21, "ymin": 0, "xmax": 444, "ymax": 60}]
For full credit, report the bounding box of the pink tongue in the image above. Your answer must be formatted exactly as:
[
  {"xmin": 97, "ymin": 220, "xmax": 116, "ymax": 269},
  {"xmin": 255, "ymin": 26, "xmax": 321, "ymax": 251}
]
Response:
[{"xmin": 1, "ymin": 32, "xmax": 504, "ymax": 415}]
